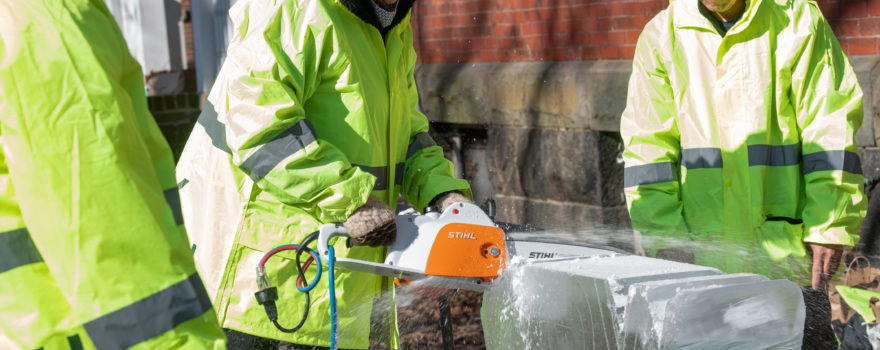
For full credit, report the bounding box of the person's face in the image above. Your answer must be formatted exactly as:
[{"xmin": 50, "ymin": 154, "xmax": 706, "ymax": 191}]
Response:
[{"xmin": 699, "ymin": 0, "xmax": 738, "ymax": 13}]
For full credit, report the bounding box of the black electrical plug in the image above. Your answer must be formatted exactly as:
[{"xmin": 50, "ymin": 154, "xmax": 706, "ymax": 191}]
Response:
[
  {"xmin": 255, "ymin": 286, "xmax": 279, "ymax": 320},
  {"xmin": 255, "ymin": 268, "xmax": 279, "ymax": 321}
]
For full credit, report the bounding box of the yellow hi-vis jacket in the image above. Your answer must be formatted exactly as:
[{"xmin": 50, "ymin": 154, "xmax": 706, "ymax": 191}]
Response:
[
  {"xmin": 0, "ymin": 0, "xmax": 226, "ymax": 349},
  {"xmin": 621, "ymin": 0, "xmax": 867, "ymax": 283},
  {"xmin": 175, "ymin": 0, "xmax": 471, "ymax": 348}
]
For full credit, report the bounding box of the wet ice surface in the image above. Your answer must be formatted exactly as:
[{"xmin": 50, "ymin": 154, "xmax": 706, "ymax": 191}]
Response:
[
  {"xmin": 623, "ymin": 273, "xmax": 769, "ymax": 349},
  {"xmin": 481, "ymin": 229, "xmax": 807, "ymax": 350}
]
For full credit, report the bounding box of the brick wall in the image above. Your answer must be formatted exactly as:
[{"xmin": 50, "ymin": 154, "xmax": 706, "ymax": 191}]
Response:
[
  {"xmin": 181, "ymin": 0, "xmax": 195, "ymax": 65},
  {"xmin": 411, "ymin": 0, "xmax": 880, "ymax": 63},
  {"xmin": 822, "ymin": 0, "xmax": 880, "ymax": 55}
]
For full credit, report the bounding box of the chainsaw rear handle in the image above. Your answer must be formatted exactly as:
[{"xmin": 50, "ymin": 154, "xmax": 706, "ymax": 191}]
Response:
[{"xmin": 317, "ymin": 223, "xmax": 348, "ymax": 261}]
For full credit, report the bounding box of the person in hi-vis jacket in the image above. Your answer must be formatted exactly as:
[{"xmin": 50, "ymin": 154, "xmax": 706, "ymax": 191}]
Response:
[
  {"xmin": 622, "ymin": 0, "xmax": 866, "ymax": 290},
  {"xmin": 175, "ymin": 0, "xmax": 472, "ymax": 348},
  {"xmin": 0, "ymin": 0, "xmax": 227, "ymax": 348}
]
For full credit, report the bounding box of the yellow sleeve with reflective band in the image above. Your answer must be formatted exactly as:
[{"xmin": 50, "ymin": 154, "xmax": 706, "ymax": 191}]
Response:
[
  {"xmin": 221, "ymin": 5, "xmax": 373, "ymax": 224},
  {"xmin": 792, "ymin": 4, "xmax": 866, "ymax": 246},
  {"xmin": 400, "ymin": 44, "xmax": 471, "ymax": 212},
  {"xmin": 0, "ymin": 0, "xmax": 224, "ymax": 348},
  {"xmin": 621, "ymin": 16, "xmax": 689, "ymax": 237}
]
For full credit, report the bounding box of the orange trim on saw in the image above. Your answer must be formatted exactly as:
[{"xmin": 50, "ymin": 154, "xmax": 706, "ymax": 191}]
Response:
[{"xmin": 424, "ymin": 223, "xmax": 506, "ymax": 279}]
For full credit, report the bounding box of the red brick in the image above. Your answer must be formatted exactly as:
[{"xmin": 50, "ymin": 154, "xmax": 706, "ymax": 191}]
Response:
[
  {"xmin": 521, "ymin": 35, "xmax": 546, "ymax": 49},
  {"xmin": 642, "ymin": 0, "xmax": 666, "ymax": 16},
  {"xmin": 818, "ymin": 1, "xmax": 839, "ymax": 19},
  {"xmin": 633, "ymin": 15, "xmax": 653, "ymax": 29},
  {"xmin": 608, "ymin": 2, "xmax": 627, "ymax": 16},
  {"xmin": 620, "ymin": 45, "xmax": 636, "ymax": 59},
  {"xmin": 490, "ymin": 23, "xmax": 515, "ymax": 37},
  {"xmin": 584, "ymin": 45, "xmax": 607, "ymax": 59},
  {"xmin": 600, "ymin": 45, "xmax": 620, "ymax": 59},
  {"xmin": 614, "ymin": 17, "xmax": 637, "ymax": 31},
  {"xmin": 859, "ymin": 17, "xmax": 880, "ymax": 36},
  {"xmin": 846, "ymin": 37, "xmax": 877, "ymax": 55},
  {"xmin": 551, "ymin": 19, "xmax": 577, "ymax": 33},
  {"xmin": 550, "ymin": 30, "xmax": 576, "ymax": 46},
  {"xmin": 624, "ymin": 30, "xmax": 642, "ymax": 44},
  {"xmin": 830, "ymin": 19, "xmax": 859, "ymax": 38},
  {"xmin": 519, "ymin": 21, "xmax": 545, "ymax": 36},
  {"xmin": 479, "ymin": 50, "xmax": 503, "ymax": 62},
  {"xmin": 870, "ymin": 0, "xmax": 880, "ymax": 16},
  {"xmin": 489, "ymin": 11, "xmax": 515, "ymax": 24},
  {"xmin": 840, "ymin": 2, "xmax": 867, "ymax": 19},
  {"xmin": 571, "ymin": 4, "xmax": 589, "ymax": 19},
  {"xmin": 587, "ymin": 3, "xmax": 609, "ymax": 17}
]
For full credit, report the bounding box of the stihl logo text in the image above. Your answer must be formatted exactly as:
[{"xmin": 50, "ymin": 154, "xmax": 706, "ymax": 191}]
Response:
[
  {"xmin": 529, "ymin": 252, "xmax": 556, "ymax": 259},
  {"xmin": 448, "ymin": 232, "xmax": 477, "ymax": 240}
]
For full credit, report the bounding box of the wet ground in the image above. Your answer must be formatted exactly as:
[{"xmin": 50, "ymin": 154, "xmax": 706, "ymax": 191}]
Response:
[{"xmin": 372, "ymin": 290, "xmax": 485, "ymax": 350}]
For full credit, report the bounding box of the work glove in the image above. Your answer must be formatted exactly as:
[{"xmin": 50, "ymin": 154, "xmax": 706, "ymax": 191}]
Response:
[
  {"xmin": 430, "ymin": 191, "xmax": 472, "ymax": 212},
  {"xmin": 343, "ymin": 196, "xmax": 396, "ymax": 247}
]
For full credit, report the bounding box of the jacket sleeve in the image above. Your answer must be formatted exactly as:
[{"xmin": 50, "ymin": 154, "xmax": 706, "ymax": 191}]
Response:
[
  {"xmin": 399, "ymin": 40, "xmax": 471, "ymax": 212},
  {"xmin": 219, "ymin": 4, "xmax": 374, "ymax": 223},
  {"xmin": 620, "ymin": 19, "xmax": 689, "ymax": 237},
  {"xmin": 0, "ymin": 1, "xmax": 223, "ymax": 345},
  {"xmin": 792, "ymin": 5, "xmax": 867, "ymax": 246}
]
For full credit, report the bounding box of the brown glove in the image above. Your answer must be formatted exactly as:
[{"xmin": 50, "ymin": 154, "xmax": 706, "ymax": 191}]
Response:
[
  {"xmin": 430, "ymin": 191, "xmax": 472, "ymax": 212},
  {"xmin": 344, "ymin": 196, "xmax": 396, "ymax": 247}
]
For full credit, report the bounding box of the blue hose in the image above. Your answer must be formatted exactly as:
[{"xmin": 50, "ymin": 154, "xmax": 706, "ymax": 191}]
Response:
[{"xmin": 328, "ymin": 246, "xmax": 337, "ymax": 350}]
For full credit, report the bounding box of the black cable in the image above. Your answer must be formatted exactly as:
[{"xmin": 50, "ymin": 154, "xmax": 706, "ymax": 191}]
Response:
[
  {"xmin": 295, "ymin": 232, "xmax": 320, "ymax": 290},
  {"xmin": 269, "ymin": 292, "xmax": 309, "ymax": 333},
  {"xmin": 257, "ymin": 231, "xmax": 321, "ymax": 333}
]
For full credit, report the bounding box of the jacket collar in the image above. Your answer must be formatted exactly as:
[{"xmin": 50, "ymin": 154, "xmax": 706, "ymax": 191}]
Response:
[
  {"xmin": 673, "ymin": 0, "xmax": 762, "ymax": 36},
  {"xmin": 339, "ymin": 0, "xmax": 416, "ymax": 36}
]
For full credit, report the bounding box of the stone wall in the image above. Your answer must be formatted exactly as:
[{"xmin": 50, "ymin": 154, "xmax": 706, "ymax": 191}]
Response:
[
  {"xmin": 145, "ymin": 56, "xmax": 880, "ymax": 232},
  {"xmin": 418, "ymin": 56, "xmax": 880, "ymax": 231}
]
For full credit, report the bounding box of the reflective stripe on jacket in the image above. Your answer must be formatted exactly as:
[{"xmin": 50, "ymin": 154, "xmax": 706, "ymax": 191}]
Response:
[
  {"xmin": 621, "ymin": 0, "xmax": 867, "ymax": 282},
  {"xmin": 0, "ymin": 0, "xmax": 226, "ymax": 348},
  {"xmin": 175, "ymin": 0, "xmax": 471, "ymax": 347}
]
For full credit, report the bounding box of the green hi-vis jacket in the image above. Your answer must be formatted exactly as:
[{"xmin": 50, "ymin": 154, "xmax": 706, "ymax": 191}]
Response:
[
  {"xmin": 175, "ymin": 0, "xmax": 471, "ymax": 348},
  {"xmin": 0, "ymin": 0, "xmax": 226, "ymax": 349},
  {"xmin": 622, "ymin": 0, "xmax": 867, "ymax": 283}
]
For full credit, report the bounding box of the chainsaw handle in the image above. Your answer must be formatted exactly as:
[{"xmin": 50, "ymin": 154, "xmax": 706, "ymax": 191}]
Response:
[{"xmin": 316, "ymin": 223, "xmax": 348, "ymax": 261}]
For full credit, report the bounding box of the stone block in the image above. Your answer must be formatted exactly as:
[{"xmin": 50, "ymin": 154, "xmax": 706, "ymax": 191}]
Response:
[
  {"xmin": 872, "ymin": 56, "xmax": 880, "ymax": 147},
  {"xmin": 416, "ymin": 61, "xmax": 632, "ymax": 132},
  {"xmin": 492, "ymin": 193, "xmax": 631, "ymax": 233},
  {"xmin": 462, "ymin": 143, "xmax": 494, "ymax": 205},
  {"xmin": 852, "ymin": 55, "xmax": 878, "ymax": 147},
  {"xmin": 860, "ymin": 147, "xmax": 880, "ymax": 177},
  {"xmin": 487, "ymin": 127, "xmax": 624, "ymax": 206},
  {"xmin": 416, "ymin": 63, "xmax": 491, "ymax": 125}
]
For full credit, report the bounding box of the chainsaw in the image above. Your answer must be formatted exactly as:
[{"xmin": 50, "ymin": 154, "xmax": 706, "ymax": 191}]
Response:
[
  {"xmin": 315, "ymin": 201, "xmax": 507, "ymax": 291},
  {"xmin": 254, "ymin": 201, "xmax": 508, "ymax": 348}
]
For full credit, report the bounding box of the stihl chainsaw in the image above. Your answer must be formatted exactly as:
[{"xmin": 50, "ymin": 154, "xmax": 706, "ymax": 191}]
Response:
[
  {"xmin": 317, "ymin": 201, "xmax": 507, "ymax": 291},
  {"xmin": 254, "ymin": 201, "xmax": 507, "ymax": 349}
]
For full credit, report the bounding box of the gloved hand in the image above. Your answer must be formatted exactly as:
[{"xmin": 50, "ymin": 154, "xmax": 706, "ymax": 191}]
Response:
[
  {"xmin": 430, "ymin": 191, "xmax": 472, "ymax": 212},
  {"xmin": 343, "ymin": 196, "xmax": 396, "ymax": 247}
]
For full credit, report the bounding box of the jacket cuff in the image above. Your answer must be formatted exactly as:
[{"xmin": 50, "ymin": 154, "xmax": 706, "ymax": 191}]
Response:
[
  {"xmin": 416, "ymin": 177, "xmax": 471, "ymax": 213},
  {"xmin": 803, "ymin": 226, "xmax": 858, "ymax": 246}
]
